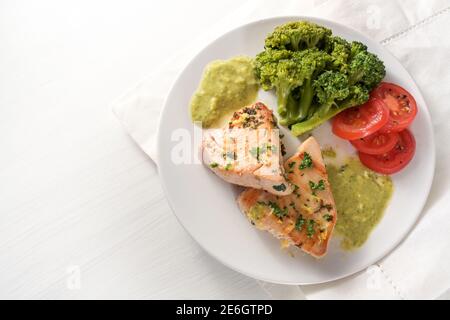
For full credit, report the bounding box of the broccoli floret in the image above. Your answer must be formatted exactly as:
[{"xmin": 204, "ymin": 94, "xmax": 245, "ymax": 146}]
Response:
[
  {"xmin": 345, "ymin": 84, "xmax": 370, "ymax": 106},
  {"xmin": 265, "ymin": 21, "xmax": 332, "ymax": 51},
  {"xmin": 254, "ymin": 49, "xmax": 305, "ymax": 117},
  {"xmin": 350, "ymin": 41, "xmax": 368, "ymax": 58},
  {"xmin": 348, "ymin": 50, "xmax": 386, "ymax": 88},
  {"xmin": 255, "ymin": 48, "xmax": 330, "ymax": 121},
  {"xmin": 255, "ymin": 21, "xmax": 385, "ymax": 136},
  {"xmin": 325, "ymin": 39, "xmax": 384, "ymax": 89},
  {"xmin": 324, "ymin": 36, "xmax": 351, "ymax": 72},
  {"xmin": 313, "ymin": 71, "xmax": 350, "ymax": 113},
  {"xmin": 254, "ymin": 49, "xmax": 294, "ymax": 90}
]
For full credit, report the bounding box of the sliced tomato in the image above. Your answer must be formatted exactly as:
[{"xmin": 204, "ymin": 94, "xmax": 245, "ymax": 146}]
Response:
[
  {"xmin": 371, "ymin": 82, "xmax": 418, "ymax": 132},
  {"xmin": 351, "ymin": 131, "xmax": 399, "ymax": 155},
  {"xmin": 358, "ymin": 129, "xmax": 416, "ymax": 174},
  {"xmin": 332, "ymin": 98, "xmax": 389, "ymax": 140}
]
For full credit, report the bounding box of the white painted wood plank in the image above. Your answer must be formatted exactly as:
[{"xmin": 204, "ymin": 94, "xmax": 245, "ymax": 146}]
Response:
[{"xmin": 0, "ymin": 0, "xmax": 269, "ymax": 299}]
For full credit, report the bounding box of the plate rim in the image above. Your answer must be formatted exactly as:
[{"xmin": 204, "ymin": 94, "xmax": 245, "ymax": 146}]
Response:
[{"xmin": 156, "ymin": 15, "xmax": 436, "ymax": 285}]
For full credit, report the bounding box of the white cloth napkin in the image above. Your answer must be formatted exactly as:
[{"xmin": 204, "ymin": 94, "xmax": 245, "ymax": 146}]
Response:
[{"xmin": 113, "ymin": 0, "xmax": 450, "ymax": 299}]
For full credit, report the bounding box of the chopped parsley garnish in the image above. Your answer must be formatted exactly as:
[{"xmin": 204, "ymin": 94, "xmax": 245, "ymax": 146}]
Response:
[
  {"xmin": 250, "ymin": 146, "xmax": 268, "ymax": 161},
  {"xmin": 249, "ymin": 147, "xmax": 260, "ymax": 160},
  {"xmin": 287, "ymin": 161, "xmax": 296, "ymax": 174},
  {"xmin": 243, "ymin": 107, "xmax": 256, "ymax": 115},
  {"xmin": 292, "ymin": 184, "xmax": 300, "ymax": 198},
  {"xmin": 295, "ymin": 215, "xmax": 305, "ymax": 231},
  {"xmin": 323, "ymin": 214, "xmax": 333, "ymax": 222},
  {"xmin": 226, "ymin": 151, "xmax": 237, "ymax": 160},
  {"xmin": 309, "ymin": 179, "xmax": 325, "ymax": 195},
  {"xmin": 272, "ymin": 183, "xmax": 287, "ymax": 192},
  {"xmin": 209, "ymin": 162, "xmax": 218, "ymax": 168},
  {"xmin": 224, "ymin": 163, "xmax": 232, "ymax": 171},
  {"xmin": 299, "ymin": 152, "xmax": 313, "ymax": 170},
  {"xmin": 266, "ymin": 144, "xmax": 277, "ymax": 153},
  {"xmin": 281, "ymin": 143, "xmax": 287, "ymax": 156},
  {"xmin": 306, "ymin": 220, "xmax": 315, "ymax": 238},
  {"xmin": 268, "ymin": 201, "xmax": 288, "ymax": 219}
]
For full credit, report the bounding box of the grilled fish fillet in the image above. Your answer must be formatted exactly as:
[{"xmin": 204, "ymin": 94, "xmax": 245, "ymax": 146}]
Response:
[
  {"xmin": 202, "ymin": 102, "xmax": 293, "ymax": 196},
  {"xmin": 237, "ymin": 137, "xmax": 337, "ymax": 258}
]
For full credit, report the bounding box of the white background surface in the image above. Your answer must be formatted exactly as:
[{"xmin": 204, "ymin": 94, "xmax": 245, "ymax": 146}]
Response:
[{"xmin": 0, "ymin": 0, "xmax": 271, "ymax": 299}]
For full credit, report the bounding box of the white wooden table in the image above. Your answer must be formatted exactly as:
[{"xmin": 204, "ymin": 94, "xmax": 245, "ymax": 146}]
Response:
[{"xmin": 0, "ymin": 0, "xmax": 270, "ymax": 299}]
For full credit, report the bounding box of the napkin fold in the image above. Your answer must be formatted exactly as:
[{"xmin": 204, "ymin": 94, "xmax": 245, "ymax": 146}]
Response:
[{"xmin": 113, "ymin": 0, "xmax": 450, "ymax": 299}]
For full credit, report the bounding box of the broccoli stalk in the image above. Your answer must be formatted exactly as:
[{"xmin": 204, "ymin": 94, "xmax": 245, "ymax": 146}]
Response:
[
  {"xmin": 290, "ymin": 96, "xmax": 365, "ymax": 136},
  {"xmin": 291, "ymin": 83, "xmax": 369, "ymax": 136},
  {"xmin": 273, "ymin": 59, "xmax": 305, "ymax": 117},
  {"xmin": 275, "ymin": 75, "xmax": 297, "ymax": 117},
  {"xmin": 278, "ymin": 49, "xmax": 330, "ymax": 125},
  {"xmin": 298, "ymin": 78, "xmax": 314, "ymax": 120},
  {"xmin": 290, "ymin": 105, "xmax": 342, "ymax": 136},
  {"xmin": 279, "ymin": 78, "xmax": 313, "ymax": 126}
]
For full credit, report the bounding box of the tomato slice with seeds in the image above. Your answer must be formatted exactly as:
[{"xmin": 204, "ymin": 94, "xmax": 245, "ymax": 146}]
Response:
[
  {"xmin": 351, "ymin": 131, "xmax": 399, "ymax": 155},
  {"xmin": 371, "ymin": 82, "xmax": 418, "ymax": 133},
  {"xmin": 358, "ymin": 129, "xmax": 416, "ymax": 174},
  {"xmin": 332, "ymin": 98, "xmax": 389, "ymax": 140}
]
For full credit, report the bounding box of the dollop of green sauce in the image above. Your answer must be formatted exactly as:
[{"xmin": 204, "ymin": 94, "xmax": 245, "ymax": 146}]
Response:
[
  {"xmin": 190, "ymin": 56, "xmax": 259, "ymax": 128},
  {"xmin": 327, "ymin": 158, "xmax": 393, "ymax": 250}
]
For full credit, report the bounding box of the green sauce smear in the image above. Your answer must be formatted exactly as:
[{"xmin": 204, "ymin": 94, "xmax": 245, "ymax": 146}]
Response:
[
  {"xmin": 190, "ymin": 56, "xmax": 259, "ymax": 128},
  {"xmin": 322, "ymin": 147, "xmax": 337, "ymax": 158},
  {"xmin": 327, "ymin": 158, "xmax": 394, "ymax": 250}
]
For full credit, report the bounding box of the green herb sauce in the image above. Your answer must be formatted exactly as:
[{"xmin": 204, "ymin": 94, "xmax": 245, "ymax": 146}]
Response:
[
  {"xmin": 327, "ymin": 158, "xmax": 394, "ymax": 250},
  {"xmin": 190, "ymin": 56, "xmax": 259, "ymax": 127}
]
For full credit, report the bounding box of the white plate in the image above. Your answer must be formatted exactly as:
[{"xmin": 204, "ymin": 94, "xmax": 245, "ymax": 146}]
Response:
[{"xmin": 157, "ymin": 16, "xmax": 435, "ymax": 284}]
